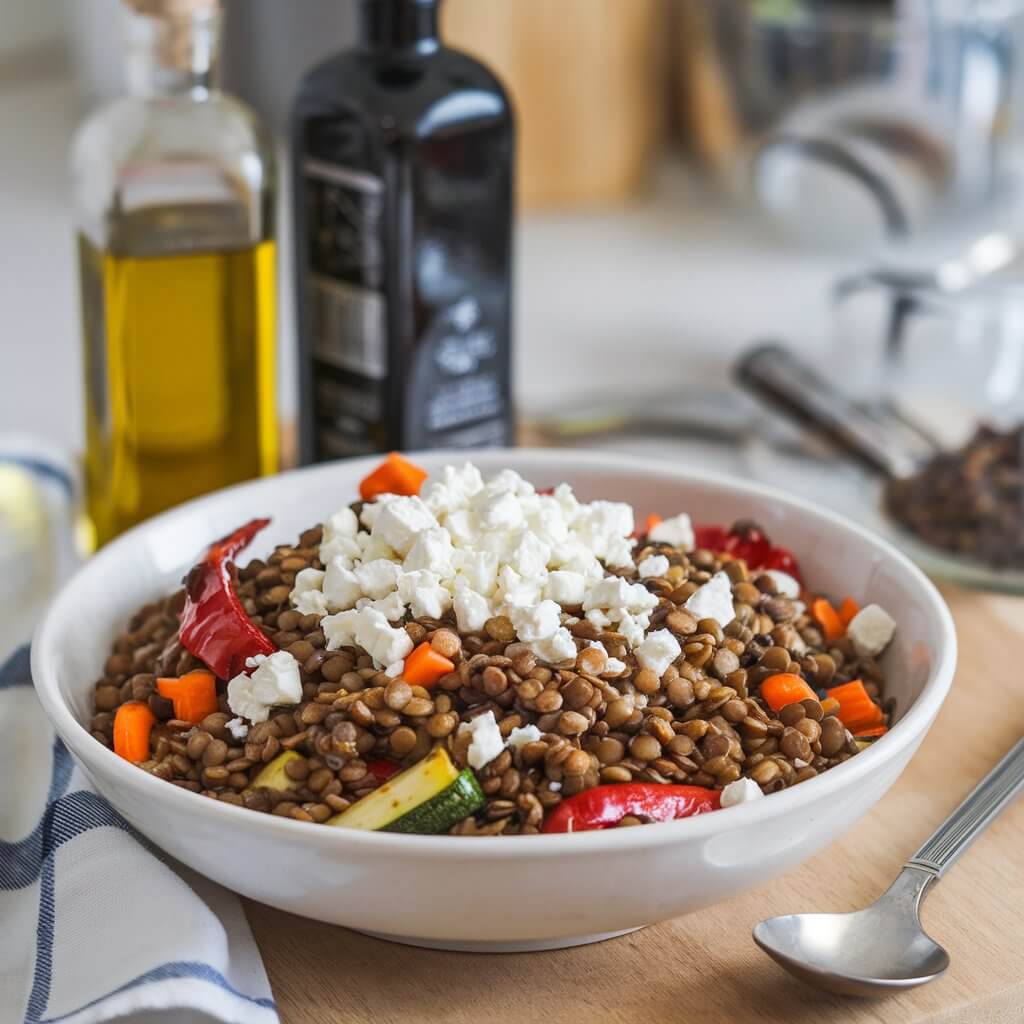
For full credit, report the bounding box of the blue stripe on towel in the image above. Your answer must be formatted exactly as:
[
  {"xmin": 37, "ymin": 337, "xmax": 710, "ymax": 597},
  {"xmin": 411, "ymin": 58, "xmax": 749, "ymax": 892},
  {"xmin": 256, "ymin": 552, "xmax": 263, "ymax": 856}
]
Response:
[
  {"xmin": 0, "ymin": 645, "xmax": 31, "ymax": 689},
  {"xmin": 0, "ymin": 790, "xmax": 135, "ymax": 891},
  {"xmin": 35, "ymin": 961, "xmax": 277, "ymax": 1022}
]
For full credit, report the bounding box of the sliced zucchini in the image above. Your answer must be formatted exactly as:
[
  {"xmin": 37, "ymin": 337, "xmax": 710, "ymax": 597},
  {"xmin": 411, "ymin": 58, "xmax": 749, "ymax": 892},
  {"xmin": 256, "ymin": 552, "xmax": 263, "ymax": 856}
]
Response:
[
  {"xmin": 383, "ymin": 769, "xmax": 484, "ymax": 834},
  {"xmin": 245, "ymin": 750, "xmax": 302, "ymax": 793},
  {"xmin": 328, "ymin": 746, "xmax": 460, "ymax": 831}
]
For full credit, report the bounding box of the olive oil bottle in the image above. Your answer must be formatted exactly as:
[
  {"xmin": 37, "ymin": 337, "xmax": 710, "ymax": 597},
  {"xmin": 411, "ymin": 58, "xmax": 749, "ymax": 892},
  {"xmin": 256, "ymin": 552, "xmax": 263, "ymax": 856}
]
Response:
[
  {"xmin": 72, "ymin": 0, "xmax": 277, "ymax": 547},
  {"xmin": 292, "ymin": 0, "xmax": 515, "ymax": 461}
]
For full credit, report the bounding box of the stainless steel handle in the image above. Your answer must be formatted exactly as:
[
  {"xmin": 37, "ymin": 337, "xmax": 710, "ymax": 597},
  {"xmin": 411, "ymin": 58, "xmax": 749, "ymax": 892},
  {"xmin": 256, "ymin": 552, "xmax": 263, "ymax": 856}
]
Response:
[{"xmin": 906, "ymin": 738, "xmax": 1024, "ymax": 878}]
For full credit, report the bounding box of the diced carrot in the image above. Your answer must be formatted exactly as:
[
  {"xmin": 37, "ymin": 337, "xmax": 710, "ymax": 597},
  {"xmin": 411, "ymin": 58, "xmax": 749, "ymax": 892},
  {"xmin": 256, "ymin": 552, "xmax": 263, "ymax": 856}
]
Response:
[
  {"xmin": 825, "ymin": 679, "xmax": 885, "ymax": 733},
  {"xmin": 812, "ymin": 598, "xmax": 845, "ymax": 642},
  {"xmin": 644, "ymin": 514, "xmax": 663, "ymax": 535},
  {"xmin": 113, "ymin": 701, "xmax": 157, "ymax": 763},
  {"xmin": 854, "ymin": 725, "xmax": 889, "ymax": 739},
  {"xmin": 359, "ymin": 452, "xmax": 429, "ymax": 502},
  {"xmin": 838, "ymin": 597, "xmax": 861, "ymax": 627},
  {"xmin": 760, "ymin": 673, "xmax": 819, "ymax": 712},
  {"xmin": 157, "ymin": 670, "xmax": 219, "ymax": 724},
  {"xmin": 402, "ymin": 642, "xmax": 455, "ymax": 689}
]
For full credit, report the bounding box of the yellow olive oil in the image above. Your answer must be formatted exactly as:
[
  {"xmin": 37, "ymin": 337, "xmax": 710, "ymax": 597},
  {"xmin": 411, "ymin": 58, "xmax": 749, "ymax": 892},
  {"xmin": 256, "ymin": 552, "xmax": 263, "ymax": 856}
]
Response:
[{"xmin": 79, "ymin": 234, "xmax": 277, "ymax": 547}]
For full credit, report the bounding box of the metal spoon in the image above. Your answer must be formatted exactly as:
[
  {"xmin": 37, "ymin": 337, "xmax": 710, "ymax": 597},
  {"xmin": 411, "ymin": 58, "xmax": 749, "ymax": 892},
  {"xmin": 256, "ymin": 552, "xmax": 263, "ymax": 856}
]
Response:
[{"xmin": 753, "ymin": 737, "xmax": 1024, "ymax": 996}]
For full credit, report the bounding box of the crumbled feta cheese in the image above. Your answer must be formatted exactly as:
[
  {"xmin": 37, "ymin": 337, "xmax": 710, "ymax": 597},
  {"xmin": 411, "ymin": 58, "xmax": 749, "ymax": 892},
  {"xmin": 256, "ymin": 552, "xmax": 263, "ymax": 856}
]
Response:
[
  {"xmin": 422, "ymin": 462, "xmax": 485, "ymax": 516},
  {"xmin": 649, "ymin": 512, "xmax": 695, "ymax": 551},
  {"xmin": 355, "ymin": 558, "xmax": 402, "ymax": 600},
  {"xmin": 453, "ymin": 588, "xmax": 491, "ymax": 633},
  {"xmin": 684, "ymin": 571, "xmax": 735, "ymax": 627},
  {"xmin": 585, "ymin": 608, "xmax": 612, "ymax": 629},
  {"xmin": 226, "ymin": 717, "xmax": 249, "ymax": 741},
  {"xmin": 497, "ymin": 566, "xmax": 544, "ymax": 609},
  {"xmin": 549, "ymin": 781, "xmax": 562, "ymax": 792},
  {"xmin": 543, "ymin": 570, "xmax": 587, "ymax": 606},
  {"xmin": 371, "ymin": 496, "xmax": 438, "ymax": 556},
  {"xmin": 476, "ymin": 489, "xmax": 524, "ymax": 530},
  {"xmin": 384, "ymin": 660, "xmax": 405, "ymax": 678},
  {"xmin": 227, "ymin": 651, "xmax": 303, "ymax": 724},
  {"xmin": 507, "ymin": 532, "xmax": 551, "ymax": 578},
  {"xmin": 289, "ymin": 566, "xmax": 328, "ymax": 617},
  {"xmin": 616, "ymin": 612, "xmax": 646, "ymax": 648},
  {"xmin": 635, "ymin": 629, "xmax": 682, "ymax": 677},
  {"xmin": 323, "ymin": 507, "xmax": 359, "ymax": 541},
  {"xmin": 507, "ymin": 724, "xmax": 542, "ymax": 749},
  {"xmin": 358, "ymin": 608, "xmax": 415, "ymax": 667},
  {"xmin": 451, "ymin": 549, "xmax": 499, "ymax": 596},
  {"xmin": 403, "ymin": 527, "xmax": 455, "ymax": 578},
  {"xmin": 323, "ymin": 558, "xmax": 363, "ymax": 611},
  {"xmin": 583, "ymin": 576, "xmax": 658, "ymax": 615},
  {"xmin": 764, "ymin": 570, "xmax": 801, "ymax": 599},
  {"xmin": 322, "ymin": 607, "xmax": 414, "ymax": 667},
  {"xmin": 355, "ymin": 591, "xmax": 406, "ymax": 622},
  {"xmin": 397, "ymin": 570, "xmax": 452, "ymax": 620},
  {"xmin": 319, "ymin": 534, "xmax": 361, "ymax": 567},
  {"xmin": 508, "ymin": 600, "xmax": 561, "ymax": 642},
  {"xmin": 459, "ymin": 711, "xmax": 505, "ymax": 769},
  {"xmin": 531, "ymin": 627, "xmax": 577, "ymax": 664},
  {"xmin": 847, "ymin": 603, "xmax": 896, "ymax": 658},
  {"xmin": 322, "ymin": 609, "xmax": 359, "ymax": 650},
  {"xmin": 720, "ymin": 777, "xmax": 764, "ymax": 807},
  {"xmin": 637, "ymin": 554, "xmax": 670, "ymax": 579},
  {"xmin": 603, "ymin": 535, "xmax": 636, "ymax": 570}
]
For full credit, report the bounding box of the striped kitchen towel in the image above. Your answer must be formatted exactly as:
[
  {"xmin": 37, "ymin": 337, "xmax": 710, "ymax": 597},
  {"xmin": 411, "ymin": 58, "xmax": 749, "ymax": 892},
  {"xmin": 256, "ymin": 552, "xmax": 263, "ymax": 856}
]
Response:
[{"xmin": 0, "ymin": 647, "xmax": 279, "ymax": 1024}]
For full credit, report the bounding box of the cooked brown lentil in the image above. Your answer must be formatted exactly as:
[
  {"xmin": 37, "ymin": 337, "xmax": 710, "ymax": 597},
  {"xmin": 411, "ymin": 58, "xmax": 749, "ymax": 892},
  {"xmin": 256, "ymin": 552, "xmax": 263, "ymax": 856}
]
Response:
[{"xmin": 88, "ymin": 518, "xmax": 887, "ymax": 835}]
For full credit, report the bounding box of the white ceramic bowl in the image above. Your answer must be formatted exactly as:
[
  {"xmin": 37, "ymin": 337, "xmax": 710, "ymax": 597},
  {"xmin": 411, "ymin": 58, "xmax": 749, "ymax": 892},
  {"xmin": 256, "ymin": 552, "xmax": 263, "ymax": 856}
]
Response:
[{"xmin": 32, "ymin": 449, "xmax": 957, "ymax": 951}]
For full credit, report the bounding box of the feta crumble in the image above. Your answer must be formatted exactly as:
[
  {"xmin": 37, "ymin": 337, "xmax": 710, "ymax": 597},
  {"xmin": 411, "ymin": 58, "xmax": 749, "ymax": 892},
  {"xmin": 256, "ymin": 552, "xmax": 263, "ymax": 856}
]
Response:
[
  {"xmin": 459, "ymin": 711, "xmax": 505, "ymax": 769},
  {"xmin": 225, "ymin": 717, "xmax": 249, "ymax": 741},
  {"xmin": 637, "ymin": 554, "xmax": 670, "ymax": 579},
  {"xmin": 649, "ymin": 513, "xmax": 695, "ymax": 551},
  {"xmin": 764, "ymin": 569, "xmax": 801, "ymax": 599},
  {"xmin": 847, "ymin": 604, "xmax": 896, "ymax": 658},
  {"xmin": 684, "ymin": 571, "xmax": 736, "ymax": 628},
  {"xmin": 635, "ymin": 629, "xmax": 682, "ymax": 677},
  {"xmin": 507, "ymin": 724, "xmax": 542, "ymax": 749},
  {"xmin": 720, "ymin": 777, "xmax": 764, "ymax": 807},
  {"xmin": 227, "ymin": 651, "xmax": 303, "ymax": 724}
]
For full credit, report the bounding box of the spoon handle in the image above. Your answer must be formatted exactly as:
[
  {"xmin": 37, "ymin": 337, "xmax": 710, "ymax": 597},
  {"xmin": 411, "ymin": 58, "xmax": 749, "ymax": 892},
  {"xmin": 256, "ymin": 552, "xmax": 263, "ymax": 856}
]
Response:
[{"xmin": 906, "ymin": 737, "xmax": 1024, "ymax": 878}]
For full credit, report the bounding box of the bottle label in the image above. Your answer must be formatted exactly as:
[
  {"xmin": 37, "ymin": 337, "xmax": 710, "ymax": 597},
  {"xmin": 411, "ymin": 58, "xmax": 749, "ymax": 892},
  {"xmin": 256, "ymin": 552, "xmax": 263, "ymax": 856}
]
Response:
[{"xmin": 304, "ymin": 160, "xmax": 388, "ymax": 381}]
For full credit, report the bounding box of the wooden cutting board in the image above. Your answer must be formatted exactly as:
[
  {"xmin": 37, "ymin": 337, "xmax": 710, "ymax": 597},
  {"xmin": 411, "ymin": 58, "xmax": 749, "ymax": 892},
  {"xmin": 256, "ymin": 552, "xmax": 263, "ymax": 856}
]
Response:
[{"xmin": 246, "ymin": 585, "xmax": 1024, "ymax": 1024}]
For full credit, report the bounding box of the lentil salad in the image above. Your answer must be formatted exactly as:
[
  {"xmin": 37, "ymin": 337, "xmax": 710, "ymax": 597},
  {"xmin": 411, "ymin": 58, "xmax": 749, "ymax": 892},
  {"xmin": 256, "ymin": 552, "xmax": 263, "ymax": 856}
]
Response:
[{"xmin": 89, "ymin": 456, "xmax": 896, "ymax": 835}]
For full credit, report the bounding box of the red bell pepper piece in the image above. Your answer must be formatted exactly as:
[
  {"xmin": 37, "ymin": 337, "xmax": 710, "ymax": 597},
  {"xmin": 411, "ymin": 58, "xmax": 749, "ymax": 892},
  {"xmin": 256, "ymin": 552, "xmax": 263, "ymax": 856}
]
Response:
[
  {"xmin": 178, "ymin": 519, "xmax": 276, "ymax": 681},
  {"xmin": 541, "ymin": 783, "xmax": 721, "ymax": 833},
  {"xmin": 693, "ymin": 524, "xmax": 730, "ymax": 551},
  {"xmin": 693, "ymin": 522, "xmax": 804, "ymax": 584},
  {"xmin": 366, "ymin": 758, "xmax": 401, "ymax": 781}
]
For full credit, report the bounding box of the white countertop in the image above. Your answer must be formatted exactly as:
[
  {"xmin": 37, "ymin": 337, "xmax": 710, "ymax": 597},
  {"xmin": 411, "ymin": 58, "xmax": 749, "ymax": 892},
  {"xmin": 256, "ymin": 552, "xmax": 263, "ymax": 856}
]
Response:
[{"xmin": 0, "ymin": 67, "xmax": 845, "ymax": 458}]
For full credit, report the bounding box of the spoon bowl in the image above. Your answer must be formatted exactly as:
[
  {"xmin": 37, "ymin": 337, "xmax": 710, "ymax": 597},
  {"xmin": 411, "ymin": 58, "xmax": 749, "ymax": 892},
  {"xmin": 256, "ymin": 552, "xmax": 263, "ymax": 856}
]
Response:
[
  {"xmin": 754, "ymin": 737, "xmax": 1024, "ymax": 996},
  {"xmin": 753, "ymin": 870, "xmax": 949, "ymax": 997}
]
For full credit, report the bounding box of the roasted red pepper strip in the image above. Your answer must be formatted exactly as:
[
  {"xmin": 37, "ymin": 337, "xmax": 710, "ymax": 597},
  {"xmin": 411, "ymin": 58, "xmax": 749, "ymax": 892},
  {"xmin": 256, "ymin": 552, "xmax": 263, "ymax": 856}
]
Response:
[
  {"xmin": 179, "ymin": 519, "xmax": 276, "ymax": 681},
  {"xmin": 693, "ymin": 523, "xmax": 804, "ymax": 583},
  {"xmin": 366, "ymin": 758, "xmax": 401, "ymax": 781},
  {"xmin": 541, "ymin": 783, "xmax": 721, "ymax": 833}
]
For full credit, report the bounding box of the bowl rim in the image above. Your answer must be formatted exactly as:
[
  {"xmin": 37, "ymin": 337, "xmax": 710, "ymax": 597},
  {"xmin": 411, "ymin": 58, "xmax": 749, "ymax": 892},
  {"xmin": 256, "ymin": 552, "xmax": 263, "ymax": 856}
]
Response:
[{"xmin": 32, "ymin": 447, "xmax": 958, "ymax": 856}]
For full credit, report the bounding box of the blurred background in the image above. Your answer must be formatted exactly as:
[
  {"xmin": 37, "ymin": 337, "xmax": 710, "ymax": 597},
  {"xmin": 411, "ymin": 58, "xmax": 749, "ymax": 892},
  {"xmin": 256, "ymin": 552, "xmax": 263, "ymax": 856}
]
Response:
[{"xmin": 8, "ymin": 0, "xmax": 1024, "ymax": 656}]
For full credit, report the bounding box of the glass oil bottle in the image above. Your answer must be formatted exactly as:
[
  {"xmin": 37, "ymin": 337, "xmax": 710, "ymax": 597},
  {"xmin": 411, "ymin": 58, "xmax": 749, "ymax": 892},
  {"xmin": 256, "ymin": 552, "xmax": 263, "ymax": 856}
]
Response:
[{"xmin": 71, "ymin": 0, "xmax": 277, "ymax": 547}]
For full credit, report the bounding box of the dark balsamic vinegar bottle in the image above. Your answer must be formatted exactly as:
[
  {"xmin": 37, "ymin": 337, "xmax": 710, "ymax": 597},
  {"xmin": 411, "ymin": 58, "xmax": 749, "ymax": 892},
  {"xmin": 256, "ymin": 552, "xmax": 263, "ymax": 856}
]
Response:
[{"xmin": 292, "ymin": 0, "xmax": 515, "ymax": 462}]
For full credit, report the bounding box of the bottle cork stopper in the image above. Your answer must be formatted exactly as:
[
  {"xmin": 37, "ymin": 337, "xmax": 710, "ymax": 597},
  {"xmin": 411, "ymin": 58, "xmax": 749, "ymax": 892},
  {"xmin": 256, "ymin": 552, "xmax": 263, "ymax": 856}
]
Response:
[
  {"xmin": 124, "ymin": 0, "xmax": 217, "ymax": 14},
  {"xmin": 123, "ymin": 0, "xmax": 219, "ymax": 71}
]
